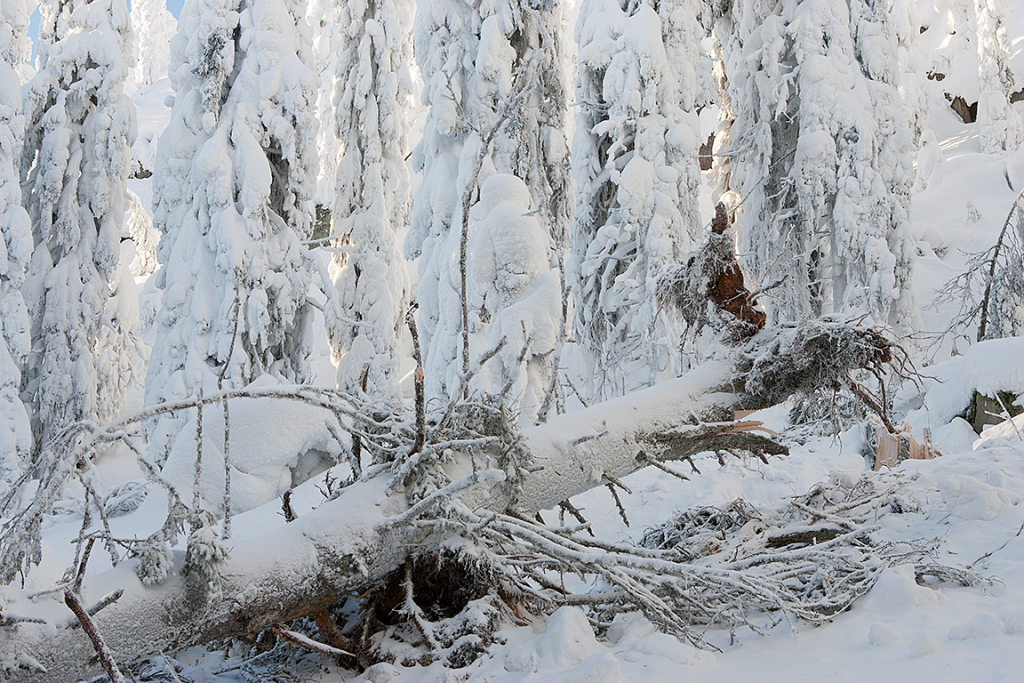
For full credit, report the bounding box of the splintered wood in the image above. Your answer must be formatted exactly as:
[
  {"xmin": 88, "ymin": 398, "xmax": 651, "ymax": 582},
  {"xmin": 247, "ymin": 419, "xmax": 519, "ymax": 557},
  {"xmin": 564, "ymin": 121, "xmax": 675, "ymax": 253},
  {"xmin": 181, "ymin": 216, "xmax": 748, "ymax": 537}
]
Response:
[{"xmin": 868, "ymin": 415, "xmax": 938, "ymax": 470}]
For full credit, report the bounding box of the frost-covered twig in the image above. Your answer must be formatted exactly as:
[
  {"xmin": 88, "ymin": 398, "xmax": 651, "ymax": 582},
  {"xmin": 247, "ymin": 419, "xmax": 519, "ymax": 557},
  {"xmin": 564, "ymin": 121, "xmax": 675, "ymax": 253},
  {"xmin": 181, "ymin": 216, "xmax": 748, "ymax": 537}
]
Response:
[
  {"xmin": 63, "ymin": 588, "xmax": 126, "ymax": 683},
  {"xmin": 272, "ymin": 623, "xmax": 353, "ymax": 657}
]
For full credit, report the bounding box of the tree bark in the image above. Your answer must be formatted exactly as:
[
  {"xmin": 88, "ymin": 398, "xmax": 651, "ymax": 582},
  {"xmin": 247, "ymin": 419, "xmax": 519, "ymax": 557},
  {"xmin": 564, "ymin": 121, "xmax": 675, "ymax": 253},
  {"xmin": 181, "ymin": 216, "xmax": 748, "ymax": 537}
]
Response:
[{"xmin": 1, "ymin": 360, "xmax": 780, "ymax": 682}]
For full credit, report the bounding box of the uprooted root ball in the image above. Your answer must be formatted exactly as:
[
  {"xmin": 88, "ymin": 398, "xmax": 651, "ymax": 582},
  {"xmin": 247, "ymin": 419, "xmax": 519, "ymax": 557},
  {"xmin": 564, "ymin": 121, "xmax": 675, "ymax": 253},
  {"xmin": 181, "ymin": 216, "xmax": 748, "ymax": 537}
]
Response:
[{"xmin": 355, "ymin": 548, "xmax": 534, "ymax": 669}]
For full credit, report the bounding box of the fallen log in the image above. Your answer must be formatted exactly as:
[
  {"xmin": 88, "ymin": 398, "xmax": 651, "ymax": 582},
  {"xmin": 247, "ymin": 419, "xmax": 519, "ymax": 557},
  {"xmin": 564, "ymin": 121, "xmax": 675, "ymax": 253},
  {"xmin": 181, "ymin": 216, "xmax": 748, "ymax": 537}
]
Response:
[
  {"xmin": 1, "ymin": 361, "xmax": 780, "ymax": 681},
  {"xmin": 0, "ymin": 319, "xmax": 899, "ymax": 682}
]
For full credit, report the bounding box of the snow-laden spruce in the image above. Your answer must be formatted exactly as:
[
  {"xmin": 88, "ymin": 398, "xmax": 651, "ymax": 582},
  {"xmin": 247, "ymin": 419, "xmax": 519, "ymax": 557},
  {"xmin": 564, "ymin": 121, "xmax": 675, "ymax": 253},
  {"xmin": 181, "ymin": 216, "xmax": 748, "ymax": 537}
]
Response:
[
  {"xmin": 571, "ymin": 0, "xmax": 703, "ymax": 400},
  {"xmin": 307, "ymin": 0, "xmax": 343, "ymax": 215},
  {"xmin": 974, "ymin": 0, "xmax": 1023, "ymax": 153},
  {"xmin": 470, "ymin": 175, "xmax": 560, "ymax": 422},
  {"xmin": 125, "ymin": 188, "xmax": 159, "ymax": 277},
  {"xmin": 131, "ymin": 0, "xmax": 177, "ymax": 87},
  {"xmin": 20, "ymin": 0, "xmax": 142, "ymax": 450},
  {"xmin": 0, "ymin": 0, "xmax": 33, "ymax": 496},
  {"xmin": 710, "ymin": 0, "xmax": 918, "ymax": 331},
  {"xmin": 146, "ymin": 0, "xmax": 320, "ymax": 465},
  {"xmin": 407, "ymin": 0, "xmax": 572, "ymax": 405},
  {"xmin": 322, "ymin": 0, "xmax": 413, "ymax": 399}
]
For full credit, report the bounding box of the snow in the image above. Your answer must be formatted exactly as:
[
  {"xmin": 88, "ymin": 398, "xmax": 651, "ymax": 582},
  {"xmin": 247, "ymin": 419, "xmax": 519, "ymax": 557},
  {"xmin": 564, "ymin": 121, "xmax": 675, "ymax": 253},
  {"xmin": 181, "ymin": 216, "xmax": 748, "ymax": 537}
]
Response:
[{"xmin": 5, "ymin": 1, "xmax": 1024, "ymax": 682}]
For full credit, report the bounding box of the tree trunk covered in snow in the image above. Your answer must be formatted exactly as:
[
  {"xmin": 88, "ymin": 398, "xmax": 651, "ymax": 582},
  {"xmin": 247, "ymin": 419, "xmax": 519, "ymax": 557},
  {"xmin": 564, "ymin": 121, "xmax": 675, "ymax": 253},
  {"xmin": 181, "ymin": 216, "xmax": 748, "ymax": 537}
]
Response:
[
  {"xmin": 0, "ymin": 316, "xmax": 903, "ymax": 682},
  {"xmin": 1, "ymin": 361, "xmax": 777, "ymax": 682}
]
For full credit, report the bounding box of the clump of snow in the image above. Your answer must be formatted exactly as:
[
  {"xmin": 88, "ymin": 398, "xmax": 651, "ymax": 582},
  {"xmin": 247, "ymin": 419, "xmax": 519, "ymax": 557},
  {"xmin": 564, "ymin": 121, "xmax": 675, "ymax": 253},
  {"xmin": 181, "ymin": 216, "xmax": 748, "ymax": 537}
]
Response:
[
  {"xmin": 868, "ymin": 622, "xmax": 904, "ymax": 645},
  {"xmin": 910, "ymin": 631, "xmax": 941, "ymax": 658},
  {"xmin": 938, "ymin": 474, "xmax": 1018, "ymax": 521},
  {"xmin": 535, "ymin": 607, "xmax": 605, "ymax": 669},
  {"xmin": 860, "ymin": 565, "xmax": 939, "ymax": 612},
  {"xmin": 948, "ymin": 612, "xmax": 1002, "ymax": 640}
]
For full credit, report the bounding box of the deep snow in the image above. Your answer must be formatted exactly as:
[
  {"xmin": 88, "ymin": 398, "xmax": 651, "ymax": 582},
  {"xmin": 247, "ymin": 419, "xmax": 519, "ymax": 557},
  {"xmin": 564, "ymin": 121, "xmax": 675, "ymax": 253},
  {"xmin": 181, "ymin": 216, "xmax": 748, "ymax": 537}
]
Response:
[{"xmin": 8, "ymin": 0, "xmax": 1024, "ymax": 681}]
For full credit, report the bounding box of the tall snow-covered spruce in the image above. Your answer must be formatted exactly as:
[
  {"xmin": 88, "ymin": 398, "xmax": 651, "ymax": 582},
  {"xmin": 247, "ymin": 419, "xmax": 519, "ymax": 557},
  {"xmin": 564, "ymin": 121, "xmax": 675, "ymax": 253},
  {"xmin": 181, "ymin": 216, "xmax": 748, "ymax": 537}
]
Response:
[
  {"xmin": 146, "ymin": 0, "xmax": 320, "ymax": 465},
  {"xmin": 407, "ymin": 0, "xmax": 572, "ymax": 407},
  {"xmin": 710, "ymin": 0, "xmax": 918, "ymax": 331},
  {"xmin": 20, "ymin": 0, "xmax": 141, "ymax": 449},
  {"xmin": 322, "ymin": 0, "xmax": 413, "ymax": 399},
  {"xmin": 571, "ymin": 0, "xmax": 703, "ymax": 400},
  {"xmin": 974, "ymin": 0, "xmax": 1023, "ymax": 153},
  {"xmin": 131, "ymin": 0, "xmax": 178, "ymax": 87},
  {"xmin": 0, "ymin": 0, "xmax": 33, "ymax": 491}
]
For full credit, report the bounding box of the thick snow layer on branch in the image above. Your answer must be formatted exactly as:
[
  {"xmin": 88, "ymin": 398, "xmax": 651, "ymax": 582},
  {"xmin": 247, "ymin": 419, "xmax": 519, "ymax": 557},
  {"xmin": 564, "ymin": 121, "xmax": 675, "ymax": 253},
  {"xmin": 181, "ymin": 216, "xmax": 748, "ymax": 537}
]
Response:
[{"xmin": 470, "ymin": 175, "xmax": 560, "ymax": 421}]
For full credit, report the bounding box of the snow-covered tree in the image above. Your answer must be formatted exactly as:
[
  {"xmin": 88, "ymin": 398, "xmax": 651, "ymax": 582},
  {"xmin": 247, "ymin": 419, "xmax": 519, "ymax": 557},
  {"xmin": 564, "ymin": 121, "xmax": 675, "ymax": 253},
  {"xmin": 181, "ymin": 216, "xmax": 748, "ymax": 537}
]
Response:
[
  {"xmin": 925, "ymin": 0, "xmax": 1022, "ymax": 151},
  {"xmin": 322, "ymin": 0, "xmax": 413, "ymax": 399},
  {"xmin": 407, "ymin": 0, "xmax": 572, "ymax": 403},
  {"xmin": 306, "ymin": 0, "xmax": 341, "ymax": 213},
  {"xmin": 131, "ymin": 0, "xmax": 177, "ymax": 86},
  {"xmin": 470, "ymin": 174, "xmax": 560, "ymax": 421},
  {"xmin": 125, "ymin": 188, "xmax": 159, "ymax": 277},
  {"xmin": 0, "ymin": 0, "xmax": 33, "ymax": 492},
  {"xmin": 146, "ymin": 0, "xmax": 320, "ymax": 464},
  {"xmin": 571, "ymin": 0, "xmax": 703, "ymax": 400},
  {"xmin": 20, "ymin": 0, "xmax": 141, "ymax": 449},
  {"xmin": 974, "ymin": 0, "xmax": 1023, "ymax": 152},
  {"xmin": 709, "ymin": 0, "xmax": 917, "ymax": 331}
]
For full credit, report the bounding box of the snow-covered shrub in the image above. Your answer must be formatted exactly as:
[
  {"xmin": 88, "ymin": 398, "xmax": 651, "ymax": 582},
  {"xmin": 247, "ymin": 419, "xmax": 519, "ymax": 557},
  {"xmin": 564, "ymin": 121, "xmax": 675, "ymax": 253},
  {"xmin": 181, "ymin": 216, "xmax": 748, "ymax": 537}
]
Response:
[
  {"xmin": 20, "ymin": 0, "xmax": 142, "ymax": 449},
  {"xmin": 146, "ymin": 0, "xmax": 320, "ymax": 465},
  {"xmin": 407, "ymin": 0, "xmax": 571, "ymax": 403},
  {"xmin": 571, "ymin": 0, "xmax": 702, "ymax": 400},
  {"xmin": 324, "ymin": 0, "xmax": 413, "ymax": 399},
  {"xmin": 710, "ymin": 0, "xmax": 917, "ymax": 332}
]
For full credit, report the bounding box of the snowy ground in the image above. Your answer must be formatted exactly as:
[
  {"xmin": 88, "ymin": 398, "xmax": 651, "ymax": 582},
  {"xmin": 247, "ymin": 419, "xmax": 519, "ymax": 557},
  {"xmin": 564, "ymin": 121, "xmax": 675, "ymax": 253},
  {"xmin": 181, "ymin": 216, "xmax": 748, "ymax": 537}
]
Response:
[{"xmin": 12, "ymin": 5, "xmax": 1024, "ymax": 682}]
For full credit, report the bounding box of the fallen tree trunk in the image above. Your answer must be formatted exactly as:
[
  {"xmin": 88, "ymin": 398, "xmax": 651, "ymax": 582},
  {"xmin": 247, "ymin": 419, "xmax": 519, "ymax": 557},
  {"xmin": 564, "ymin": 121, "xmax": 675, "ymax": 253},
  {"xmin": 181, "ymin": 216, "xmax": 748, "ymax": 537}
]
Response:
[
  {"xmin": 2, "ymin": 317, "xmax": 902, "ymax": 682},
  {"xmin": 0, "ymin": 361, "xmax": 780, "ymax": 682}
]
